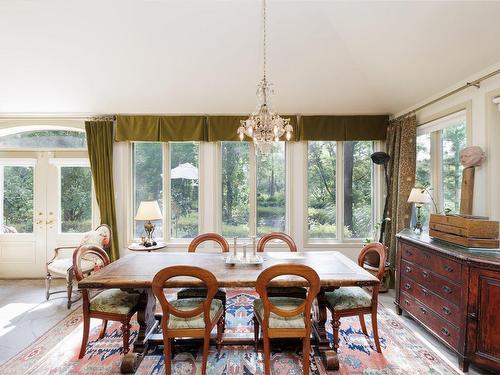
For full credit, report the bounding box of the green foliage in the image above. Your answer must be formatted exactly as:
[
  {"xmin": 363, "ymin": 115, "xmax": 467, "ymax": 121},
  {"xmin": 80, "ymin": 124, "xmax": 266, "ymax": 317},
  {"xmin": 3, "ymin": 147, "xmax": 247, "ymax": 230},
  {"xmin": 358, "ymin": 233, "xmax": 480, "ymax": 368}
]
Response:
[
  {"xmin": 61, "ymin": 167, "xmax": 92, "ymax": 233},
  {"xmin": 308, "ymin": 141, "xmax": 373, "ymax": 240},
  {"xmin": 3, "ymin": 166, "xmax": 34, "ymax": 233}
]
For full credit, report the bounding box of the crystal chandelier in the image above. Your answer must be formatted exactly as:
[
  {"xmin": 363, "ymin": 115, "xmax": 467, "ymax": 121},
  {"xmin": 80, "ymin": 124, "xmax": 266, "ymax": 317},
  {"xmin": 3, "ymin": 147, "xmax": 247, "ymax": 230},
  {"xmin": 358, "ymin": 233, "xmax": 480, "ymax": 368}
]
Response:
[{"xmin": 237, "ymin": 0, "xmax": 292, "ymax": 154}]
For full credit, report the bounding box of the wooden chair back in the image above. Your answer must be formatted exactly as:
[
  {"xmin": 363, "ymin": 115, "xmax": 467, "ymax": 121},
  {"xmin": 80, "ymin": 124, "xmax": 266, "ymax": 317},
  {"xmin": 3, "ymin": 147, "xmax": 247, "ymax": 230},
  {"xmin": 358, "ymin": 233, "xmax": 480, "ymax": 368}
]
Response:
[
  {"xmin": 358, "ymin": 242, "xmax": 387, "ymax": 280},
  {"xmin": 188, "ymin": 233, "xmax": 229, "ymax": 253},
  {"xmin": 152, "ymin": 266, "xmax": 219, "ymax": 330},
  {"xmin": 257, "ymin": 232, "xmax": 297, "ymax": 252},
  {"xmin": 73, "ymin": 244, "xmax": 110, "ymax": 305},
  {"xmin": 256, "ymin": 264, "xmax": 320, "ymax": 330}
]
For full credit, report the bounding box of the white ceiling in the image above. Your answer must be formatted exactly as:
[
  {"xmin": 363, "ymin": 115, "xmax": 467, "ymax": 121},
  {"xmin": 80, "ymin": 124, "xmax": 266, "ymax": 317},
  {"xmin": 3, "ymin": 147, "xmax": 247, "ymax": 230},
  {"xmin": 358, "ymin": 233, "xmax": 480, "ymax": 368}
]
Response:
[{"xmin": 1, "ymin": 0, "xmax": 500, "ymax": 115}]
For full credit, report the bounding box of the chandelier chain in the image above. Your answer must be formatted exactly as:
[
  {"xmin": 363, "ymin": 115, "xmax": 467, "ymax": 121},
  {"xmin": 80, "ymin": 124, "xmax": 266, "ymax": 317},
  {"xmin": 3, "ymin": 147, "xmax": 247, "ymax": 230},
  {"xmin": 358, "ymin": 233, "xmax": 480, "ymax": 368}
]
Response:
[{"xmin": 263, "ymin": 0, "xmax": 267, "ymax": 80}]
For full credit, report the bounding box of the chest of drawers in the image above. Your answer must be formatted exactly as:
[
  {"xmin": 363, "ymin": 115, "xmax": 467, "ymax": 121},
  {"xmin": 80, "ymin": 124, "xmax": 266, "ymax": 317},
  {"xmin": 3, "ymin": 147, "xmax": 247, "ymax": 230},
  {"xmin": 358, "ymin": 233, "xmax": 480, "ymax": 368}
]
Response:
[{"xmin": 396, "ymin": 229, "xmax": 500, "ymax": 373}]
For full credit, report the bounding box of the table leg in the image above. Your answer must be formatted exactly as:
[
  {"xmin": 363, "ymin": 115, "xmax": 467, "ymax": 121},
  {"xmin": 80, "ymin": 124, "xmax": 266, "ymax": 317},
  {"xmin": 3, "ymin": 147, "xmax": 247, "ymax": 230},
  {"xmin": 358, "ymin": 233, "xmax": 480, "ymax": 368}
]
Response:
[
  {"xmin": 313, "ymin": 288, "xmax": 339, "ymax": 371},
  {"xmin": 121, "ymin": 289, "xmax": 158, "ymax": 374}
]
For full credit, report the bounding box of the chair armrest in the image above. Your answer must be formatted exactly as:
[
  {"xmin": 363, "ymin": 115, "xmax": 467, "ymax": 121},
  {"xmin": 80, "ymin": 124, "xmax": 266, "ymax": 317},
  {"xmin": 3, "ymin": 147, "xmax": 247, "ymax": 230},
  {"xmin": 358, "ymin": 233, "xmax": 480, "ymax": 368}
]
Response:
[{"xmin": 47, "ymin": 246, "xmax": 78, "ymax": 264}]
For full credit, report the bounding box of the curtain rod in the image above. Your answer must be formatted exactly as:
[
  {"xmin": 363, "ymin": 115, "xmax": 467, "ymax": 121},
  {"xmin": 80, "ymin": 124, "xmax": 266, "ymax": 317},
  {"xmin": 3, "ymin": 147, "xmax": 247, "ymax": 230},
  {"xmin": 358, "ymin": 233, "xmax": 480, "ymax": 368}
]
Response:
[
  {"xmin": 394, "ymin": 68, "xmax": 500, "ymax": 121},
  {"xmin": 0, "ymin": 113, "xmax": 116, "ymax": 120}
]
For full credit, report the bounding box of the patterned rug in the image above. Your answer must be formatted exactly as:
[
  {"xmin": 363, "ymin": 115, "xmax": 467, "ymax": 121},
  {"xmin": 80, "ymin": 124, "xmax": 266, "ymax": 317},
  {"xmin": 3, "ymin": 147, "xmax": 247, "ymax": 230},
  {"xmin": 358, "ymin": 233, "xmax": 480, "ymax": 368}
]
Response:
[{"xmin": 0, "ymin": 289, "xmax": 461, "ymax": 374}]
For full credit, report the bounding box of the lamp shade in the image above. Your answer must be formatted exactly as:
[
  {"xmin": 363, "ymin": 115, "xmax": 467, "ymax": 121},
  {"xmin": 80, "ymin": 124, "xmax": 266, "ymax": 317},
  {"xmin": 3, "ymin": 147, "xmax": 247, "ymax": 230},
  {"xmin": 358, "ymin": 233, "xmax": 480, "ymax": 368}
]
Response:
[
  {"xmin": 408, "ymin": 188, "xmax": 430, "ymax": 204},
  {"xmin": 135, "ymin": 201, "xmax": 162, "ymax": 221}
]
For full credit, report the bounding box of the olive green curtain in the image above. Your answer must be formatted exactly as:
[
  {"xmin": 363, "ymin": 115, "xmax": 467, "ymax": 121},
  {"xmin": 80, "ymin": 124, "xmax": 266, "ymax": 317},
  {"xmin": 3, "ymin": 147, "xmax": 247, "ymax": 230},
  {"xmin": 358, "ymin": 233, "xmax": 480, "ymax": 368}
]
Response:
[
  {"xmin": 85, "ymin": 120, "xmax": 120, "ymax": 262},
  {"xmin": 383, "ymin": 114, "xmax": 417, "ymax": 285},
  {"xmin": 205, "ymin": 115, "xmax": 300, "ymax": 142},
  {"xmin": 115, "ymin": 115, "xmax": 206, "ymax": 142},
  {"xmin": 299, "ymin": 115, "xmax": 389, "ymax": 141}
]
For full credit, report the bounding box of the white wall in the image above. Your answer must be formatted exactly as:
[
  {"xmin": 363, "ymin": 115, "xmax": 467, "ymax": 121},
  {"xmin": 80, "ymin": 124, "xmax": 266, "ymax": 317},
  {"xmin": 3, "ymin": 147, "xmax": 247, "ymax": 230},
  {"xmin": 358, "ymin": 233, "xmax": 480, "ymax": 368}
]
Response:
[{"xmin": 394, "ymin": 61, "xmax": 500, "ymax": 221}]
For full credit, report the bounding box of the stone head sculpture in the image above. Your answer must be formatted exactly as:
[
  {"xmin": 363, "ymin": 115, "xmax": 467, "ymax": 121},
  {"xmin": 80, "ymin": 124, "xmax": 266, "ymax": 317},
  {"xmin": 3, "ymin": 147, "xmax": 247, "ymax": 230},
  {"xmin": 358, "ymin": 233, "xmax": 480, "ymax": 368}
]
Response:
[{"xmin": 459, "ymin": 146, "xmax": 485, "ymax": 168}]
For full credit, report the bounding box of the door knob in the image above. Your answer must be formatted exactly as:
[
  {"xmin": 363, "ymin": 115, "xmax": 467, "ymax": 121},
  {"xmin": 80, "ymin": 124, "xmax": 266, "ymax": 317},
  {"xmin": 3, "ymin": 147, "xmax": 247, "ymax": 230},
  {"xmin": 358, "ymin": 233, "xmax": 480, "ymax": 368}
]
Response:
[
  {"xmin": 46, "ymin": 219, "xmax": 55, "ymax": 225},
  {"xmin": 36, "ymin": 219, "xmax": 44, "ymax": 225}
]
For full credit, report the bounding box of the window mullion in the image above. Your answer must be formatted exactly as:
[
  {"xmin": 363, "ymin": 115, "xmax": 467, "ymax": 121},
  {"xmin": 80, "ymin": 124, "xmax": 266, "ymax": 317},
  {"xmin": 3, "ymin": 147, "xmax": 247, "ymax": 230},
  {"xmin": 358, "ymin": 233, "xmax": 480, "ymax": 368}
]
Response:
[
  {"xmin": 431, "ymin": 131, "xmax": 442, "ymax": 212},
  {"xmin": 164, "ymin": 142, "xmax": 170, "ymax": 242},
  {"xmin": 249, "ymin": 143, "xmax": 257, "ymax": 237},
  {"xmin": 337, "ymin": 141, "xmax": 344, "ymax": 242}
]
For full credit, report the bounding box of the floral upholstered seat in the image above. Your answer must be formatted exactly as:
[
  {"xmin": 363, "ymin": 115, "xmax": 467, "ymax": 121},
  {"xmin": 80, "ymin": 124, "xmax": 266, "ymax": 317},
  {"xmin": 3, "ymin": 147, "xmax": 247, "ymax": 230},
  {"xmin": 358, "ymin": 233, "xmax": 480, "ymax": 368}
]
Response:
[
  {"xmin": 167, "ymin": 298, "xmax": 223, "ymax": 329},
  {"xmin": 325, "ymin": 287, "xmax": 372, "ymax": 311},
  {"xmin": 253, "ymin": 297, "xmax": 305, "ymax": 329},
  {"xmin": 90, "ymin": 289, "xmax": 140, "ymax": 315}
]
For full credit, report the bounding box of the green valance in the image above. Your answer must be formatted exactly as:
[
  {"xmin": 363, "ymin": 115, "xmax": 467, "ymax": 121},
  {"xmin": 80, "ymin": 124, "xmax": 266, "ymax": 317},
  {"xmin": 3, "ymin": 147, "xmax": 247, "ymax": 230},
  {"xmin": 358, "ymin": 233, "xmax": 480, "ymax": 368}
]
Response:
[
  {"xmin": 116, "ymin": 115, "xmax": 206, "ymax": 142},
  {"xmin": 115, "ymin": 114, "xmax": 386, "ymax": 142},
  {"xmin": 206, "ymin": 115, "xmax": 299, "ymax": 142},
  {"xmin": 299, "ymin": 115, "xmax": 389, "ymax": 141},
  {"xmin": 206, "ymin": 116, "xmax": 248, "ymax": 141}
]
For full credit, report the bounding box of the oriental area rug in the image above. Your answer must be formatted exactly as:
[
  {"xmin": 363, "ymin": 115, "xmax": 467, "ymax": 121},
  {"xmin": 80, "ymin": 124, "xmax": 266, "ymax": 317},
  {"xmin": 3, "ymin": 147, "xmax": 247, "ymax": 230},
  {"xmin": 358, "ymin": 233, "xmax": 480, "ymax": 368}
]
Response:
[{"xmin": 0, "ymin": 289, "xmax": 460, "ymax": 375}]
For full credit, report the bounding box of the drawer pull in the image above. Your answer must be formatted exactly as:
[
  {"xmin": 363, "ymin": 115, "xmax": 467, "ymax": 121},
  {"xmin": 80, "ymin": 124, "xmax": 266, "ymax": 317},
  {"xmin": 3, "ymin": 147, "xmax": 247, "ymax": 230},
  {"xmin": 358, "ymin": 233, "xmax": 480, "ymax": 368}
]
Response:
[
  {"xmin": 442, "ymin": 306, "xmax": 451, "ymax": 315},
  {"xmin": 420, "ymin": 307, "xmax": 427, "ymax": 314},
  {"xmin": 421, "ymin": 288, "xmax": 429, "ymax": 296},
  {"xmin": 423, "ymin": 252, "xmax": 431, "ymax": 259},
  {"xmin": 406, "ymin": 250, "xmax": 413, "ymax": 256},
  {"xmin": 405, "ymin": 266, "xmax": 412, "ymax": 273},
  {"xmin": 444, "ymin": 265, "xmax": 454, "ymax": 273},
  {"xmin": 441, "ymin": 327, "xmax": 450, "ymax": 337},
  {"xmin": 404, "ymin": 300, "xmax": 410, "ymax": 306},
  {"xmin": 422, "ymin": 270, "xmax": 429, "ymax": 278},
  {"xmin": 404, "ymin": 283, "xmax": 411, "ymax": 290},
  {"xmin": 442, "ymin": 285, "xmax": 452, "ymax": 294}
]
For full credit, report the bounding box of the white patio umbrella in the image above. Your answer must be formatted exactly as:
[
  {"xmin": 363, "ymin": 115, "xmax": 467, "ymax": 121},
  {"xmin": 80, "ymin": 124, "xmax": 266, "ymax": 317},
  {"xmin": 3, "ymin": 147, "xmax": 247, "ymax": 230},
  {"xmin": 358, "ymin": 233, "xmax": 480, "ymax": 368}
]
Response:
[{"xmin": 171, "ymin": 163, "xmax": 198, "ymax": 180}]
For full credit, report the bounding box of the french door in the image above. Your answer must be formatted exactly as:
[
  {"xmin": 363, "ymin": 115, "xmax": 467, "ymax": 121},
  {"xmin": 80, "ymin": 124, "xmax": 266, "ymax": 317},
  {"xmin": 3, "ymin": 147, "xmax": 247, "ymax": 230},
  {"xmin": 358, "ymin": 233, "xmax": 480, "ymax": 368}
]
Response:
[{"xmin": 0, "ymin": 151, "xmax": 97, "ymax": 278}]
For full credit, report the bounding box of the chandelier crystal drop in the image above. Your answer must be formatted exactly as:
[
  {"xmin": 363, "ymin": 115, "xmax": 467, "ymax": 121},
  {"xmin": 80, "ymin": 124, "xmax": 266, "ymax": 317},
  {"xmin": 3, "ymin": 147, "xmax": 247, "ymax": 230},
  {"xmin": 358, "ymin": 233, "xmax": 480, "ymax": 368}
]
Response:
[{"xmin": 237, "ymin": 0, "xmax": 292, "ymax": 155}]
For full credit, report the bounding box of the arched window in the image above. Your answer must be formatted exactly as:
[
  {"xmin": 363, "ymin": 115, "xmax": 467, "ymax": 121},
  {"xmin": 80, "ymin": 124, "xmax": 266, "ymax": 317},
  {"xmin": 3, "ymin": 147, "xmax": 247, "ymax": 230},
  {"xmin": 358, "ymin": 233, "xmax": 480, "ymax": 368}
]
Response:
[{"xmin": 0, "ymin": 126, "xmax": 86, "ymax": 149}]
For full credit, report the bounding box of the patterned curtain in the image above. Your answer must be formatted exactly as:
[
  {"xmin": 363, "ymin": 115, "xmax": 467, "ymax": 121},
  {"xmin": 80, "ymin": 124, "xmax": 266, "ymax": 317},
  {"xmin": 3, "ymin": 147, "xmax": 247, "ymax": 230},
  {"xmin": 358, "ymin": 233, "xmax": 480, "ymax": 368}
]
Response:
[
  {"xmin": 85, "ymin": 120, "xmax": 120, "ymax": 261},
  {"xmin": 383, "ymin": 115, "xmax": 417, "ymax": 283}
]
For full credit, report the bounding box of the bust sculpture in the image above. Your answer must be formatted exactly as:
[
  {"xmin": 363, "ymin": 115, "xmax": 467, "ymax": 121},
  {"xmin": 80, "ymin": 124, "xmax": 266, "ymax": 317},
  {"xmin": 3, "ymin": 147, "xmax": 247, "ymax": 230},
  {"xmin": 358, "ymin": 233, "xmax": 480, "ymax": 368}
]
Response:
[
  {"xmin": 460, "ymin": 146, "xmax": 485, "ymax": 168},
  {"xmin": 459, "ymin": 146, "xmax": 486, "ymax": 215}
]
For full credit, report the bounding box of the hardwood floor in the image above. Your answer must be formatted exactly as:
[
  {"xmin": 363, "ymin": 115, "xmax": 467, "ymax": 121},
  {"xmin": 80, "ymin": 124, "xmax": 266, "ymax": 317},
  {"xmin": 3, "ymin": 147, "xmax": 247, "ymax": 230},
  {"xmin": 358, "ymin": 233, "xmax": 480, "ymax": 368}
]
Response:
[{"xmin": 0, "ymin": 279, "xmax": 491, "ymax": 374}]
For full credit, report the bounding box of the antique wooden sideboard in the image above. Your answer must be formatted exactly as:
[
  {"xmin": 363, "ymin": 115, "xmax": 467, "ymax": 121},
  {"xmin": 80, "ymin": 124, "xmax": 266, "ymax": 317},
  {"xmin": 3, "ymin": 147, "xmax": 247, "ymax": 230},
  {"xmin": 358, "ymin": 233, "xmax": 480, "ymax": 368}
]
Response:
[{"xmin": 396, "ymin": 229, "xmax": 500, "ymax": 372}]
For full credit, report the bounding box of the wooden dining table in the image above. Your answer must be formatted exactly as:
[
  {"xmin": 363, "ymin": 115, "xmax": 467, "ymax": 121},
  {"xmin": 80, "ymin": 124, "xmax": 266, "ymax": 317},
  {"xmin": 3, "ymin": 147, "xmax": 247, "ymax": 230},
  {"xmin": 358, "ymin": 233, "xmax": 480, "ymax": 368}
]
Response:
[{"xmin": 78, "ymin": 250, "xmax": 379, "ymax": 373}]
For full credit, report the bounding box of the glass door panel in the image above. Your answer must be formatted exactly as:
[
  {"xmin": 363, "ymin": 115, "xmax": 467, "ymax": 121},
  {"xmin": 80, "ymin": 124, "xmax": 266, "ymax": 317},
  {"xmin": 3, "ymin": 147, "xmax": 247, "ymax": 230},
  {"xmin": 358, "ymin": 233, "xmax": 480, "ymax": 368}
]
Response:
[
  {"xmin": 60, "ymin": 166, "xmax": 92, "ymax": 233},
  {"xmin": 2, "ymin": 165, "xmax": 34, "ymax": 233}
]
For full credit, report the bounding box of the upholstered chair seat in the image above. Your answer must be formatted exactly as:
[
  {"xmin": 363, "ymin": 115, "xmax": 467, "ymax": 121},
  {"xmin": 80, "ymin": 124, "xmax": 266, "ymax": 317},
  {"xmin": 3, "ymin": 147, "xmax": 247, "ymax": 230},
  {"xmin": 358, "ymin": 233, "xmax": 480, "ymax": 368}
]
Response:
[
  {"xmin": 253, "ymin": 297, "xmax": 306, "ymax": 329},
  {"xmin": 90, "ymin": 289, "xmax": 141, "ymax": 315},
  {"xmin": 325, "ymin": 287, "xmax": 372, "ymax": 311},
  {"xmin": 48, "ymin": 258, "xmax": 94, "ymax": 275},
  {"xmin": 167, "ymin": 298, "xmax": 223, "ymax": 329},
  {"xmin": 177, "ymin": 287, "xmax": 226, "ymax": 305}
]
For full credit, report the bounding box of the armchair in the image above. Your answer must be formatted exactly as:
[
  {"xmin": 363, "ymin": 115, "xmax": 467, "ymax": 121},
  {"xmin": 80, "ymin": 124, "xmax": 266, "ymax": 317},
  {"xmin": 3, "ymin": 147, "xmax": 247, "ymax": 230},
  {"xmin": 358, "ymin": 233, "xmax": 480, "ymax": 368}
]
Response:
[{"xmin": 45, "ymin": 224, "xmax": 111, "ymax": 308}]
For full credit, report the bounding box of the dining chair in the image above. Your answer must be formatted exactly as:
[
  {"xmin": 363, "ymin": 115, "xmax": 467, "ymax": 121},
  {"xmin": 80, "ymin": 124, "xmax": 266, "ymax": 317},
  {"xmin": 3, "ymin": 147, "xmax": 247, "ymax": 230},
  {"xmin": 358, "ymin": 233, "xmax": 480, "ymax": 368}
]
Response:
[
  {"xmin": 46, "ymin": 224, "xmax": 111, "ymax": 308},
  {"xmin": 177, "ymin": 233, "xmax": 229, "ymax": 332},
  {"xmin": 257, "ymin": 232, "xmax": 307, "ymax": 300},
  {"xmin": 73, "ymin": 244, "xmax": 140, "ymax": 359},
  {"xmin": 152, "ymin": 265, "xmax": 224, "ymax": 375},
  {"xmin": 253, "ymin": 264, "xmax": 320, "ymax": 375},
  {"xmin": 325, "ymin": 242, "xmax": 386, "ymax": 353}
]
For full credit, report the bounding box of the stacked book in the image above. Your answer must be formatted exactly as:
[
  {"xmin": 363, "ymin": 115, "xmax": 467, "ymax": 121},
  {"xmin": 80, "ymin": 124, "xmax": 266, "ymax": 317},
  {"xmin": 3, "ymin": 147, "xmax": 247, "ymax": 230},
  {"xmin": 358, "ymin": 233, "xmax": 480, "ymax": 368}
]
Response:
[{"xmin": 429, "ymin": 214, "xmax": 499, "ymax": 248}]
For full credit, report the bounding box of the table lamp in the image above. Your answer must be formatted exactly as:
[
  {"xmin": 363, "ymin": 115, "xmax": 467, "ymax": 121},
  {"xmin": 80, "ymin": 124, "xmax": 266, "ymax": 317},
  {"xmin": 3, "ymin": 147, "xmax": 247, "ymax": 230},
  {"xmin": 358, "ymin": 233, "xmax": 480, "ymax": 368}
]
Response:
[
  {"xmin": 135, "ymin": 200, "xmax": 162, "ymax": 246},
  {"xmin": 408, "ymin": 188, "xmax": 430, "ymax": 234}
]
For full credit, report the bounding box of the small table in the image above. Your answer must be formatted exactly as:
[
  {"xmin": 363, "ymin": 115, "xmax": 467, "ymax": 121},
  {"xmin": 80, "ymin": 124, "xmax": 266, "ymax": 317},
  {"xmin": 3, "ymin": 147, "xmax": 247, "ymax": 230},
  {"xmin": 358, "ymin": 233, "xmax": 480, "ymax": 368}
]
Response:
[{"xmin": 127, "ymin": 242, "xmax": 166, "ymax": 252}]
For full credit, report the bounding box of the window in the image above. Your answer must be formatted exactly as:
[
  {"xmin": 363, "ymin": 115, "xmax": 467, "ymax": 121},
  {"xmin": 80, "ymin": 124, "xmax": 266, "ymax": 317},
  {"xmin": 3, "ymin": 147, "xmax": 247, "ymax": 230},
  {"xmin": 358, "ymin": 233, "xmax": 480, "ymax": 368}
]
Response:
[
  {"xmin": 60, "ymin": 166, "xmax": 93, "ymax": 233},
  {"xmin": 132, "ymin": 142, "xmax": 200, "ymax": 241},
  {"xmin": 0, "ymin": 129, "xmax": 86, "ymax": 148},
  {"xmin": 416, "ymin": 110, "xmax": 467, "ymax": 226},
  {"xmin": 0, "ymin": 165, "xmax": 34, "ymax": 233},
  {"xmin": 307, "ymin": 141, "xmax": 375, "ymax": 241},
  {"xmin": 220, "ymin": 142, "xmax": 286, "ymax": 238}
]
